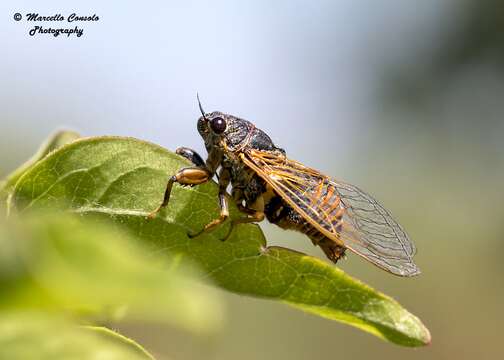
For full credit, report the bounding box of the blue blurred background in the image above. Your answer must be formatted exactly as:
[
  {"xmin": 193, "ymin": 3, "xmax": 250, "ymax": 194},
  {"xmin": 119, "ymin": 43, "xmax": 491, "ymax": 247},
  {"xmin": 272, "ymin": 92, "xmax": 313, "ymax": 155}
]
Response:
[{"xmin": 1, "ymin": 0, "xmax": 503, "ymax": 359}]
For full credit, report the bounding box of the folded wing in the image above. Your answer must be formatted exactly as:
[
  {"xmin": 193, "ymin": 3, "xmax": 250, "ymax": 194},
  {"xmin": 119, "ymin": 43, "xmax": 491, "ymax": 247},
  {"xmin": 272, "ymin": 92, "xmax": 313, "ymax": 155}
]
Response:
[{"xmin": 241, "ymin": 149, "xmax": 420, "ymax": 276}]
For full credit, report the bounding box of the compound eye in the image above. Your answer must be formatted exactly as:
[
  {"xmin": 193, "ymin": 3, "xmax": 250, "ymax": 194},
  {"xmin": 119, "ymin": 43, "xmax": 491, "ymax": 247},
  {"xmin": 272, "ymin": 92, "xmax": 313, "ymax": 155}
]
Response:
[{"xmin": 210, "ymin": 117, "xmax": 226, "ymax": 134}]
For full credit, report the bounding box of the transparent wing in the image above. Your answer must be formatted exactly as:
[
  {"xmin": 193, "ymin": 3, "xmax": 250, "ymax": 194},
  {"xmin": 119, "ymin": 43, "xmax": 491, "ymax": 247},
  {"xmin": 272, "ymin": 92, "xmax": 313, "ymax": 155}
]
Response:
[{"xmin": 241, "ymin": 149, "xmax": 420, "ymax": 276}]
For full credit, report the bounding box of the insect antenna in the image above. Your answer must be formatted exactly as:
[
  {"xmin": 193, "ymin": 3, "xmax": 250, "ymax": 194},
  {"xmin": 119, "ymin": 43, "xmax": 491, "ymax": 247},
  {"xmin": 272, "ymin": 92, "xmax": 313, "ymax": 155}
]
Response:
[{"xmin": 197, "ymin": 93, "xmax": 208, "ymax": 120}]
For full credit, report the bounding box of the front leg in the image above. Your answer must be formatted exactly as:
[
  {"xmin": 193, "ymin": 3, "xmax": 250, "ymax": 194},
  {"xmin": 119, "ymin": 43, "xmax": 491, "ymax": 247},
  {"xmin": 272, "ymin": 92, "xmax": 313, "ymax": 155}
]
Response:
[
  {"xmin": 147, "ymin": 166, "xmax": 211, "ymax": 218},
  {"xmin": 148, "ymin": 147, "xmax": 222, "ymax": 219},
  {"xmin": 188, "ymin": 168, "xmax": 231, "ymax": 238},
  {"xmin": 175, "ymin": 147, "xmax": 206, "ymax": 167},
  {"xmin": 176, "ymin": 147, "xmax": 220, "ymax": 181}
]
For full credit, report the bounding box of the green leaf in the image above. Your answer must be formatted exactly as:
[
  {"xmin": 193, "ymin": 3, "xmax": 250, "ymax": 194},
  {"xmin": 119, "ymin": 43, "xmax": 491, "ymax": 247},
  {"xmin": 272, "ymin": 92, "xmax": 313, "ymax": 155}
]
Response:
[
  {"xmin": 9, "ymin": 136, "xmax": 431, "ymax": 347},
  {"xmin": 0, "ymin": 213, "xmax": 223, "ymax": 334},
  {"xmin": 0, "ymin": 130, "xmax": 80, "ymax": 216},
  {"xmin": 0, "ymin": 313, "xmax": 154, "ymax": 360}
]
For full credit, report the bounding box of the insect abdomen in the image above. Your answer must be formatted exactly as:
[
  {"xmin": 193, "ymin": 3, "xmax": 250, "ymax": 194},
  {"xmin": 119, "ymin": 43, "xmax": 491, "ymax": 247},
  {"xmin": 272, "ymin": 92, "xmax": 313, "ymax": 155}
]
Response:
[
  {"xmin": 264, "ymin": 196, "xmax": 346, "ymax": 263},
  {"xmin": 304, "ymin": 226, "xmax": 346, "ymax": 263}
]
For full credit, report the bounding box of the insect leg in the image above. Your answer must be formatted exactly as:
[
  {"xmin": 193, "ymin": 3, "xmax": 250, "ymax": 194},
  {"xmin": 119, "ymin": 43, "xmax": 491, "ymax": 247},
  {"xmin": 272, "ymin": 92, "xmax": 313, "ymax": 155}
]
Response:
[
  {"xmin": 188, "ymin": 168, "xmax": 231, "ymax": 238},
  {"xmin": 147, "ymin": 166, "xmax": 211, "ymax": 218},
  {"xmin": 176, "ymin": 147, "xmax": 220, "ymax": 181},
  {"xmin": 175, "ymin": 147, "xmax": 206, "ymax": 167},
  {"xmin": 237, "ymin": 203, "xmax": 258, "ymax": 215},
  {"xmin": 234, "ymin": 210, "xmax": 265, "ymax": 225},
  {"xmin": 221, "ymin": 197, "xmax": 266, "ymax": 241}
]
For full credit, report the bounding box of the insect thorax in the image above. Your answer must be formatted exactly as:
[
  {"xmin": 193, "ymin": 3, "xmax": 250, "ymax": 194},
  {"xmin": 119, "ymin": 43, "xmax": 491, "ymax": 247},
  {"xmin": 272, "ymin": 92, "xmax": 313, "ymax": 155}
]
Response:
[
  {"xmin": 223, "ymin": 153, "xmax": 266, "ymax": 205},
  {"xmin": 222, "ymin": 122, "xmax": 282, "ymax": 205}
]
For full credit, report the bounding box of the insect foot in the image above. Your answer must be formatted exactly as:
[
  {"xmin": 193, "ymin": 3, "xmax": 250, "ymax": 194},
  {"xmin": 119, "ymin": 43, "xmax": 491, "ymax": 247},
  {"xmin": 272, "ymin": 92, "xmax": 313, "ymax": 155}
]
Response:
[{"xmin": 146, "ymin": 207, "xmax": 161, "ymax": 219}]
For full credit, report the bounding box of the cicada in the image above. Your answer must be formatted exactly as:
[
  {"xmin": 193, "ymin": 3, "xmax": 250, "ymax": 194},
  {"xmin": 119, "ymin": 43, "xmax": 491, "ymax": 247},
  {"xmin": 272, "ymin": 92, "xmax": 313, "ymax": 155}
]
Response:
[{"xmin": 149, "ymin": 97, "xmax": 419, "ymax": 277}]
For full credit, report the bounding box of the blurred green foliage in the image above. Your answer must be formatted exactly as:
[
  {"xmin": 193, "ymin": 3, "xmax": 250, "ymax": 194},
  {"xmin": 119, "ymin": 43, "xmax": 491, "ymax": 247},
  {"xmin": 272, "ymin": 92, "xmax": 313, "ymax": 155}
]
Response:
[
  {"xmin": 0, "ymin": 313, "xmax": 154, "ymax": 359},
  {"xmin": 1, "ymin": 133, "xmax": 430, "ymax": 352},
  {"xmin": 0, "ymin": 213, "xmax": 223, "ymax": 358},
  {"xmin": 0, "ymin": 214, "xmax": 223, "ymax": 331}
]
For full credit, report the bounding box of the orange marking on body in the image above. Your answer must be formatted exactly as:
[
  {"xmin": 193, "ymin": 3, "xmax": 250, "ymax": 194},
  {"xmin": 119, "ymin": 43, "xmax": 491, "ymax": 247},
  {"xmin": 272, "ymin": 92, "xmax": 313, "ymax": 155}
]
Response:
[
  {"xmin": 323, "ymin": 186, "xmax": 335, "ymax": 207},
  {"xmin": 326, "ymin": 194, "xmax": 341, "ymax": 215},
  {"xmin": 310, "ymin": 181, "xmax": 325, "ymax": 206},
  {"xmin": 333, "ymin": 208, "xmax": 345, "ymax": 221}
]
